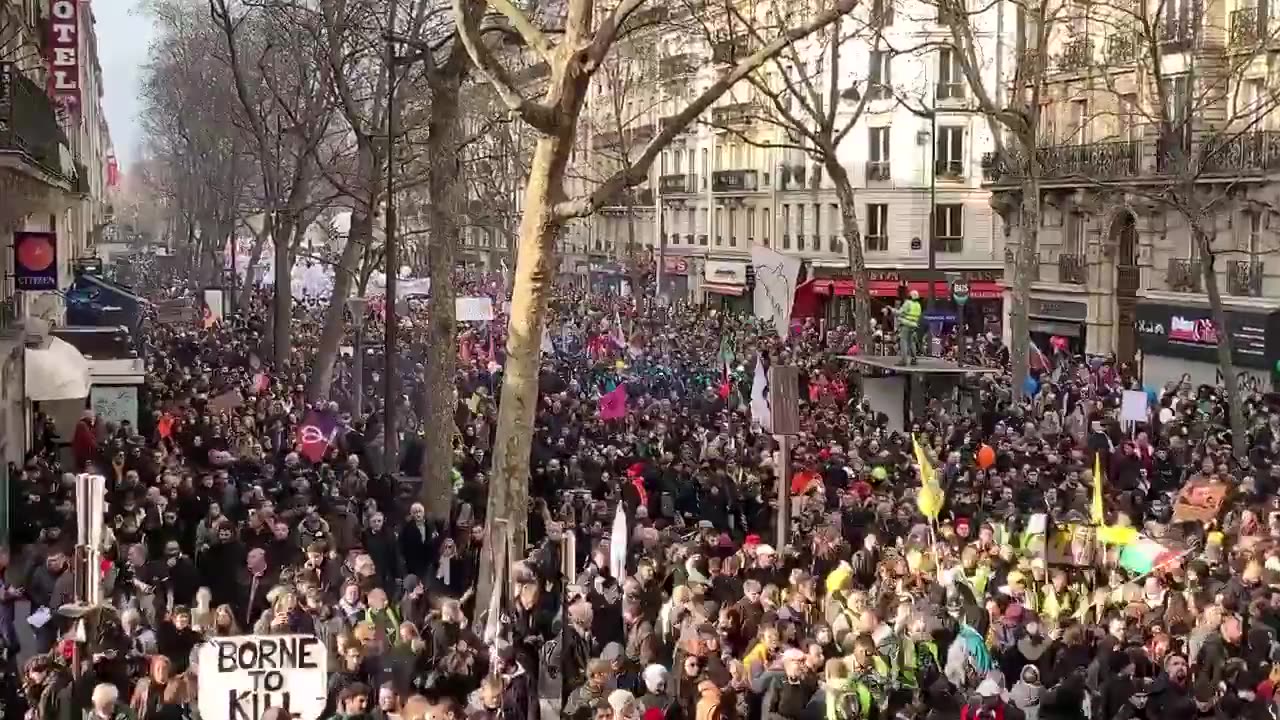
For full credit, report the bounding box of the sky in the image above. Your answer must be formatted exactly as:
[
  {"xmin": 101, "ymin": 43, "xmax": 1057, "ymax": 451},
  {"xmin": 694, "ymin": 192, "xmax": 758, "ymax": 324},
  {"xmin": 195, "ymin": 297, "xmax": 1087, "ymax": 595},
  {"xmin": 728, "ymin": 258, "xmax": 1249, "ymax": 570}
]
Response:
[{"xmin": 94, "ymin": 0, "xmax": 155, "ymax": 170}]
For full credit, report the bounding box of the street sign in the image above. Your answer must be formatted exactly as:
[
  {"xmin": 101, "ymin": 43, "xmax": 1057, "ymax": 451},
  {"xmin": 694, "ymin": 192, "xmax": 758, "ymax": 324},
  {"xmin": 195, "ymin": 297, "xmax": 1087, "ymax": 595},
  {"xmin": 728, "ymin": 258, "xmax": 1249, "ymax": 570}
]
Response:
[{"xmin": 951, "ymin": 278, "xmax": 970, "ymax": 305}]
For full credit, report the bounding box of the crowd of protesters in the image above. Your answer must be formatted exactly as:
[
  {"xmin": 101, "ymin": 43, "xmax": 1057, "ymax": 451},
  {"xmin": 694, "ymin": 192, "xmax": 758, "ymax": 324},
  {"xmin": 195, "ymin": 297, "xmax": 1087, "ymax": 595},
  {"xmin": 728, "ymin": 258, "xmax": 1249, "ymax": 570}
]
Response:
[{"xmin": 0, "ymin": 261, "xmax": 1274, "ymax": 720}]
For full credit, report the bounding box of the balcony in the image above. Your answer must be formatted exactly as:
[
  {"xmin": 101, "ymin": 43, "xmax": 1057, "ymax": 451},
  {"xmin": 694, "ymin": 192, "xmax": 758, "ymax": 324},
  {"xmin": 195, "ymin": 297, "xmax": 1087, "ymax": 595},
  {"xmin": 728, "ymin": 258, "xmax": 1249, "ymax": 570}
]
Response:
[
  {"xmin": 0, "ymin": 63, "xmax": 73, "ymax": 182},
  {"xmin": 1167, "ymin": 257, "xmax": 1204, "ymax": 292},
  {"xmin": 1200, "ymin": 130, "xmax": 1280, "ymax": 175},
  {"xmin": 659, "ymin": 53, "xmax": 698, "ymax": 78},
  {"xmin": 936, "ymin": 81, "xmax": 966, "ymax": 101},
  {"xmin": 712, "ymin": 169, "xmax": 759, "ymax": 192},
  {"xmin": 1058, "ymin": 38, "xmax": 1093, "ymax": 72},
  {"xmin": 659, "ymin": 173, "xmax": 696, "ymax": 193},
  {"xmin": 1106, "ymin": 33, "xmax": 1139, "ymax": 63},
  {"xmin": 712, "ymin": 38, "xmax": 751, "ymax": 64},
  {"xmin": 1230, "ymin": 7, "xmax": 1265, "ymax": 46},
  {"xmin": 1058, "ymin": 253, "xmax": 1086, "ymax": 284},
  {"xmin": 935, "ymin": 158, "xmax": 965, "ymax": 180},
  {"xmin": 1228, "ymin": 259, "xmax": 1264, "ymax": 296},
  {"xmin": 983, "ymin": 141, "xmax": 1141, "ymax": 183},
  {"xmin": 865, "ymin": 160, "xmax": 891, "ymax": 182},
  {"xmin": 712, "ymin": 103, "xmax": 758, "ymax": 127}
]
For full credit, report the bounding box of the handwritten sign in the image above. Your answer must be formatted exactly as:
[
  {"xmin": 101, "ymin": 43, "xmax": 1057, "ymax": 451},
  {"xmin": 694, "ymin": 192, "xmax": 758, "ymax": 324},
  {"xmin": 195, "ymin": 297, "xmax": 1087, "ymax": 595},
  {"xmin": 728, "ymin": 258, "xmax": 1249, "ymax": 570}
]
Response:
[
  {"xmin": 90, "ymin": 385, "xmax": 138, "ymax": 430},
  {"xmin": 197, "ymin": 634, "xmax": 328, "ymax": 720},
  {"xmin": 1172, "ymin": 478, "xmax": 1229, "ymax": 523}
]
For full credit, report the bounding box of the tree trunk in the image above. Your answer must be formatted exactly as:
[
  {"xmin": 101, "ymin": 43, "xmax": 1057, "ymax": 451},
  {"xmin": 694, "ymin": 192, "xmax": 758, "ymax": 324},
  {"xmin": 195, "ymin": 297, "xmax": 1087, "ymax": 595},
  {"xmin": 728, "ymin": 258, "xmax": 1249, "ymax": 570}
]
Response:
[
  {"xmin": 238, "ymin": 221, "xmax": 271, "ymax": 311},
  {"xmin": 1011, "ymin": 183, "xmax": 1040, "ymax": 398},
  {"xmin": 475, "ymin": 133, "xmax": 571, "ymax": 611},
  {"xmin": 828, "ymin": 162, "xmax": 871, "ymax": 343},
  {"xmin": 309, "ymin": 202, "xmax": 371, "ymax": 402},
  {"xmin": 273, "ymin": 212, "xmax": 293, "ymax": 366},
  {"xmin": 420, "ymin": 63, "xmax": 465, "ymax": 523},
  {"xmin": 1195, "ymin": 223, "xmax": 1248, "ymax": 460}
]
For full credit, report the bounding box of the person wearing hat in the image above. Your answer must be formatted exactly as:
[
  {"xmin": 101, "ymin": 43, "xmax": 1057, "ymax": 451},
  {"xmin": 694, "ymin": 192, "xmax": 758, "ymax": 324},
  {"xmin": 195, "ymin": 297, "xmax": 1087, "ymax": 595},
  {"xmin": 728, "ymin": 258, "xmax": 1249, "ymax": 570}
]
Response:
[
  {"xmin": 565, "ymin": 658, "xmax": 613, "ymax": 720},
  {"xmin": 960, "ymin": 676, "xmax": 1026, "ymax": 720},
  {"xmin": 760, "ymin": 648, "xmax": 818, "ymax": 720}
]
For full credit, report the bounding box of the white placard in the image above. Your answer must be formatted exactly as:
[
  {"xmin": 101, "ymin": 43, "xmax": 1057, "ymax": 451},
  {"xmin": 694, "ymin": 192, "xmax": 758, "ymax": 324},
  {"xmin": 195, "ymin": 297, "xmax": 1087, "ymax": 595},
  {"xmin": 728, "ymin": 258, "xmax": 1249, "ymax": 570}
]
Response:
[
  {"xmin": 456, "ymin": 297, "xmax": 495, "ymax": 322},
  {"xmin": 1121, "ymin": 389, "xmax": 1148, "ymax": 423},
  {"xmin": 90, "ymin": 385, "xmax": 138, "ymax": 430},
  {"xmin": 197, "ymin": 635, "xmax": 329, "ymax": 720},
  {"xmin": 203, "ymin": 289, "xmax": 225, "ymax": 324}
]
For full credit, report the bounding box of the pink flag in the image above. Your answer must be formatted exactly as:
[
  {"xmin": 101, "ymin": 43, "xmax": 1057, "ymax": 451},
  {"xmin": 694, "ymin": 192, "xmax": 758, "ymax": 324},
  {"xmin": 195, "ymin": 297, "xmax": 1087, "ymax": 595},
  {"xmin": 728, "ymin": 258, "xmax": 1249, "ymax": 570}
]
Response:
[
  {"xmin": 253, "ymin": 372, "xmax": 270, "ymax": 393},
  {"xmin": 598, "ymin": 385, "xmax": 628, "ymax": 420}
]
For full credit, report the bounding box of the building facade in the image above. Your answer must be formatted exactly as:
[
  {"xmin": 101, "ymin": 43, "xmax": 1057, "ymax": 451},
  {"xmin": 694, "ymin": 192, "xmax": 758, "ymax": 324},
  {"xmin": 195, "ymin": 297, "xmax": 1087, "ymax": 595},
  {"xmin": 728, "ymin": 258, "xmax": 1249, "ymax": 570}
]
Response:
[
  {"xmin": 983, "ymin": 0, "xmax": 1280, "ymax": 388},
  {"xmin": 561, "ymin": 0, "xmax": 1018, "ymax": 320},
  {"xmin": 0, "ymin": 0, "xmax": 114, "ymax": 476}
]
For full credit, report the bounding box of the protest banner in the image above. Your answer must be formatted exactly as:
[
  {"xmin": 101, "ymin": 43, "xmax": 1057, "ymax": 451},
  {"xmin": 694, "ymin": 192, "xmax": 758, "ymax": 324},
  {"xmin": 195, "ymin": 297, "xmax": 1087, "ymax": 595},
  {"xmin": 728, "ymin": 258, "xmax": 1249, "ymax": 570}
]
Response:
[{"xmin": 197, "ymin": 634, "xmax": 328, "ymax": 720}]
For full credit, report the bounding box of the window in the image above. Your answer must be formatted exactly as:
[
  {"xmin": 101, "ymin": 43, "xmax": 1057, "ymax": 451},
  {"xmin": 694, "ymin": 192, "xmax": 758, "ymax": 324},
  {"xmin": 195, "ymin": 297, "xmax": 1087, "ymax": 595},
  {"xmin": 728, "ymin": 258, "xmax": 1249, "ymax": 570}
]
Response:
[
  {"xmin": 935, "ymin": 126, "xmax": 965, "ymax": 178},
  {"xmin": 762, "ymin": 207, "xmax": 771, "ymax": 244},
  {"xmin": 715, "ymin": 146, "xmax": 724, "ymax": 171},
  {"xmin": 715, "ymin": 208, "xmax": 723, "ymax": 244},
  {"xmin": 1239, "ymin": 210, "xmax": 1262, "ymax": 254},
  {"xmin": 869, "ymin": 127, "xmax": 890, "ymax": 161},
  {"xmin": 830, "ymin": 204, "xmax": 843, "ymax": 254},
  {"xmin": 937, "ymin": 48, "xmax": 965, "ymax": 99},
  {"xmin": 728, "ymin": 208, "xmax": 737, "ymax": 247},
  {"xmin": 661, "ymin": 152, "xmax": 669, "ymax": 174},
  {"xmin": 1070, "ymin": 99, "xmax": 1089, "ymax": 144},
  {"xmin": 869, "ymin": 51, "xmax": 892, "ymax": 100},
  {"xmin": 866, "ymin": 203, "xmax": 888, "ymax": 251},
  {"xmin": 1120, "ymin": 93, "xmax": 1140, "ymax": 142},
  {"xmin": 813, "ymin": 203, "xmax": 822, "ymax": 252},
  {"xmin": 1163, "ymin": 75, "xmax": 1190, "ymax": 127},
  {"xmin": 1065, "ymin": 211, "xmax": 1085, "ymax": 255},
  {"xmin": 686, "ymin": 208, "xmax": 695, "ymax": 236},
  {"xmin": 797, "ymin": 205, "xmax": 806, "ymax": 250},
  {"xmin": 871, "ymin": 0, "xmax": 894, "ymax": 26},
  {"xmin": 673, "ymin": 151, "xmax": 682, "ymax": 172},
  {"xmin": 935, "ymin": 204, "xmax": 964, "ymax": 252}
]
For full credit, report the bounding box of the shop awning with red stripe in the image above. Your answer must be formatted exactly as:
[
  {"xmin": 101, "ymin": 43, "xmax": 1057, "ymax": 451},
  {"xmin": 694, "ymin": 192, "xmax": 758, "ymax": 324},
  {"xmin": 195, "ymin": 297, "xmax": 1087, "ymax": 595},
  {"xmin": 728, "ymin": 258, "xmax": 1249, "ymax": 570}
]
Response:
[
  {"xmin": 703, "ymin": 282, "xmax": 746, "ymax": 296},
  {"xmin": 811, "ymin": 279, "xmax": 1002, "ymax": 299}
]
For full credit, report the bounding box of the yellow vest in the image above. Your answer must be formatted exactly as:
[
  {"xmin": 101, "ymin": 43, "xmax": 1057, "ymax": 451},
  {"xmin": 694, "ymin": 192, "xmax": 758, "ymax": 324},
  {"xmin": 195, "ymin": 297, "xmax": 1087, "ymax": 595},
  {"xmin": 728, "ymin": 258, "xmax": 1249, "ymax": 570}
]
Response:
[{"xmin": 900, "ymin": 299, "xmax": 922, "ymax": 328}]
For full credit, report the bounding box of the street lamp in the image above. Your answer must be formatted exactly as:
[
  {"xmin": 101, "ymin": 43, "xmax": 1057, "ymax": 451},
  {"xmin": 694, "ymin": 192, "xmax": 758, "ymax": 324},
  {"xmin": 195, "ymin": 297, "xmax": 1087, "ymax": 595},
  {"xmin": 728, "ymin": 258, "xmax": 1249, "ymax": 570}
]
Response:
[{"xmin": 347, "ymin": 295, "xmax": 368, "ymax": 416}]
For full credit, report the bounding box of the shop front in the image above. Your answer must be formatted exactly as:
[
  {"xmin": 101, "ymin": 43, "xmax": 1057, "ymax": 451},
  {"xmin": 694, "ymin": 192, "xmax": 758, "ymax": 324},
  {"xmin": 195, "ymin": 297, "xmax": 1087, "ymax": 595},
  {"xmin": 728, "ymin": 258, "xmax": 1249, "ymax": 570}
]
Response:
[
  {"xmin": 702, "ymin": 260, "xmax": 750, "ymax": 313},
  {"xmin": 1028, "ymin": 298, "xmax": 1089, "ymax": 356},
  {"xmin": 1134, "ymin": 301, "xmax": 1280, "ymax": 389},
  {"xmin": 809, "ymin": 269, "xmax": 1004, "ymax": 334},
  {"xmin": 658, "ymin": 255, "xmax": 690, "ymax": 302}
]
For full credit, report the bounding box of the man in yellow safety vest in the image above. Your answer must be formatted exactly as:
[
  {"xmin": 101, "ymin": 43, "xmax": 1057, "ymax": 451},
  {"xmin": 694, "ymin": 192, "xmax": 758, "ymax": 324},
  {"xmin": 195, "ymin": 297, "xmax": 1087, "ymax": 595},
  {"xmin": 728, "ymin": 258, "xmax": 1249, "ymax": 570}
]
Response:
[{"xmin": 896, "ymin": 289, "xmax": 923, "ymax": 365}]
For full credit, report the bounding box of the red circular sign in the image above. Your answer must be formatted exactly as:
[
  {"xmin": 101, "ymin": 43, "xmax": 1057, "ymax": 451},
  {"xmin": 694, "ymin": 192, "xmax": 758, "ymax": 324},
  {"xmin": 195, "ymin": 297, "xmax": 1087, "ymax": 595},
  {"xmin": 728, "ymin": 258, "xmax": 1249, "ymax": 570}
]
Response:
[{"xmin": 17, "ymin": 235, "xmax": 54, "ymax": 271}]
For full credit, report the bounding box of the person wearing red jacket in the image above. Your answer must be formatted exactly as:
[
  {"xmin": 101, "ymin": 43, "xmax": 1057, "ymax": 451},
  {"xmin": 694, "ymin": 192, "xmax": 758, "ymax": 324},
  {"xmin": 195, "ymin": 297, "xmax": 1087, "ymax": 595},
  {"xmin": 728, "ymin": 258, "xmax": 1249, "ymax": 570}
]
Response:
[{"xmin": 72, "ymin": 409, "xmax": 100, "ymax": 472}]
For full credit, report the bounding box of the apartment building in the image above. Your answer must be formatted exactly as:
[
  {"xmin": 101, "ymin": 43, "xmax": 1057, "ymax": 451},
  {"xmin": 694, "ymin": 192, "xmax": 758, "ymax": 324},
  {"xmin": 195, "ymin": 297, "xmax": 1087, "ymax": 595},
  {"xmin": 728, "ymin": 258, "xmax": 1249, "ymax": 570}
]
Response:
[
  {"xmin": 983, "ymin": 0, "xmax": 1280, "ymax": 387},
  {"xmin": 0, "ymin": 0, "xmax": 115, "ymax": 472},
  {"xmin": 631, "ymin": 0, "xmax": 1012, "ymax": 321}
]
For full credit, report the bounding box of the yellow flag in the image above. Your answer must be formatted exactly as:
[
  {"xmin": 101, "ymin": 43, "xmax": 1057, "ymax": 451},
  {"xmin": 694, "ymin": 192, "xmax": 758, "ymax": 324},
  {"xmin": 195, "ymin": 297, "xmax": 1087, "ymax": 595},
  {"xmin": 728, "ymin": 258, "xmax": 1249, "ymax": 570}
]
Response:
[
  {"xmin": 1091, "ymin": 452, "xmax": 1105, "ymax": 525},
  {"xmin": 914, "ymin": 434, "xmax": 943, "ymax": 519}
]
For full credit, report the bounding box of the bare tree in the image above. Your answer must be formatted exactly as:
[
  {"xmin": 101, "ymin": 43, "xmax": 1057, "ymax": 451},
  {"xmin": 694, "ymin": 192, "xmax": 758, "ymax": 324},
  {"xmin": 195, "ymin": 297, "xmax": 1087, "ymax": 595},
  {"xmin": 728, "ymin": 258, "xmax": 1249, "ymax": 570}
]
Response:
[
  {"xmin": 698, "ymin": 11, "xmax": 882, "ymax": 340},
  {"xmin": 453, "ymin": 0, "xmax": 860, "ymax": 603},
  {"xmin": 930, "ymin": 0, "xmax": 1064, "ymax": 396},
  {"xmin": 984, "ymin": 0, "xmax": 1280, "ymax": 457}
]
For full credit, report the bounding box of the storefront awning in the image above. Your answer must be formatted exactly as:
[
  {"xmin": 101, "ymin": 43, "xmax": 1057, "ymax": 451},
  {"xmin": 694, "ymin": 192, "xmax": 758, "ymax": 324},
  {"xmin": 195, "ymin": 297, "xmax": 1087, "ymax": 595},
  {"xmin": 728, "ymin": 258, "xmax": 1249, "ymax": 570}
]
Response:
[
  {"xmin": 25, "ymin": 337, "xmax": 91, "ymax": 401},
  {"xmin": 703, "ymin": 282, "xmax": 746, "ymax": 296},
  {"xmin": 811, "ymin": 279, "xmax": 1002, "ymax": 299}
]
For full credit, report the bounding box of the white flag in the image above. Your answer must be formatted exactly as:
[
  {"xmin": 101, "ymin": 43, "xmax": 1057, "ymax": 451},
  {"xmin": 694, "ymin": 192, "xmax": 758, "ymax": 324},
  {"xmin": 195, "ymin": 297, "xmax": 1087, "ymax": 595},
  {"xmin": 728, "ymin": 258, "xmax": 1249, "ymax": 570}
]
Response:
[
  {"xmin": 610, "ymin": 502, "xmax": 628, "ymax": 581},
  {"xmin": 750, "ymin": 354, "xmax": 772, "ymax": 431},
  {"xmin": 751, "ymin": 246, "xmax": 802, "ymax": 339}
]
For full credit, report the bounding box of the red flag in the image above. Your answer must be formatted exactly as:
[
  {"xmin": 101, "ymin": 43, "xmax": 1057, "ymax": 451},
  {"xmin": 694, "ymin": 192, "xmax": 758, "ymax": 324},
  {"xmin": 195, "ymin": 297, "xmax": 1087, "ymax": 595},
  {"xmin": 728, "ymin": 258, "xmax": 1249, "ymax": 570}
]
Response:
[{"xmin": 598, "ymin": 385, "xmax": 628, "ymax": 420}]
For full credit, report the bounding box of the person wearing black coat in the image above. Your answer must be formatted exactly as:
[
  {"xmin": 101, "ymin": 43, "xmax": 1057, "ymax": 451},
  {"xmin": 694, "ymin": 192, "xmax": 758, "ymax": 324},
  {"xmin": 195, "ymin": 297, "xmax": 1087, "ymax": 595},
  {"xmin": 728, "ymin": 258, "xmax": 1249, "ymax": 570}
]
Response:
[
  {"xmin": 399, "ymin": 505, "xmax": 436, "ymax": 578},
  {"xmin": 196, "ymin": 525, "xmax": 244, "ymax": 608}
]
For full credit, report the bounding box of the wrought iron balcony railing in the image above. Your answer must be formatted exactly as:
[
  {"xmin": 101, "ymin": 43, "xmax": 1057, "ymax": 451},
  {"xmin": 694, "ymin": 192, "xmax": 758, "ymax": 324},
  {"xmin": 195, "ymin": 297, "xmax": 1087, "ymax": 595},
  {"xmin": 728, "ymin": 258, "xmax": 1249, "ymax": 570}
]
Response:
[
  {"xmin": 1167, "ymin": 257, "xmax": 1204, "ymax": 292},
  {"xmin": 0, "ymin": 62, "xmax": 72, "ymax": 180},
  {"xmin": 1228, "ymin": 259, "xmax": 1264, "ymax": 296},
  {"xmin": 1059, "ymin": 253, "xmax": 1087, "ymax": 284},
  {"xmin": 936, "ymin": 81, "xmax": 966, "ymax": 100},
  {"xmin": 659, "ymin": 174, "xmax": 696, "ymax": 193},
  {"xmin": 1058, "ymin": 38, "xmax": 1093, "ymax": 72},
  {"xmin": 982, "ymin": 141, "xmax": 1141, "ymax": 182},
  {"xmin": 865, "ymin": 160, "xmax": 891, "ymax": 181},
  {"xmin": 1200, "ymin": 130, "xmax": 1280, "ymax": 174},
  {"xmin": 711, "ymin": 169, "xmax": 759, "ymax": 192},
  {"xmin": 935, "ymin": 158, "xmax": 965, "ymax": 179},
  {"xmin": 1230, "ymin": 7, "xmax": 1265, "ymax": 46},
  {"xmin": 1106, "ymin": 33, "xmax": 1139, "ymax": 63}
]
